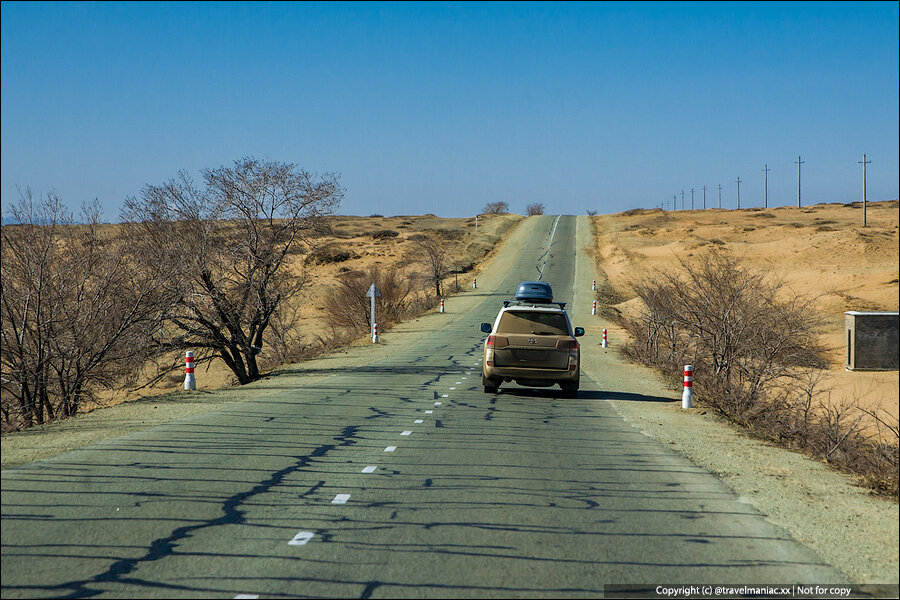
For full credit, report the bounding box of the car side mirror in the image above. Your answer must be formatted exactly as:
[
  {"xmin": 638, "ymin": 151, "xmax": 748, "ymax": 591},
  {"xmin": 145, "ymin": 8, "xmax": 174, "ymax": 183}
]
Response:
[
  {"xmin": 480, "ymin": 323, "xmax": 492, "ymax": 333},
  {"xmin": 573, "ymin": 327, "xmax": 585, "ymax": 337}
]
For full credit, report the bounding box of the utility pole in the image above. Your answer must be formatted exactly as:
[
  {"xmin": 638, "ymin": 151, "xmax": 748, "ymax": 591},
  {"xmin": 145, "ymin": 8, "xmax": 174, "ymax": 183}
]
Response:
[
  {"xmin": 736, "ymin": 177, "xmax": 742, "ymax": 209},
  {"xmin": 762, "ymin": 164, "xmax": 771, "ymax": 208},
  {"xmin": 672, "ymin": 194, "xmax": 676, "ymax": 211},
  {"xmin": 717, "ymin": 184, "xmax": 722, "ymax": 209},
  {"xmin": 795, "ymin": 155, "xmax": 805, "ymax": 207},
  {"xmin": 690, "ymin": 188, "xmax": 695, "ymax": 210},
  {"xmin": 859, "ymin": 154, "xmax": 871, "ymax": 227},
  {"xmin": 681, "ymin": 190, "xmax": 685, "ymax": 210},
  {"xmin": 702, "ymin": 185, "xmax": 707, "ymax": 209}
]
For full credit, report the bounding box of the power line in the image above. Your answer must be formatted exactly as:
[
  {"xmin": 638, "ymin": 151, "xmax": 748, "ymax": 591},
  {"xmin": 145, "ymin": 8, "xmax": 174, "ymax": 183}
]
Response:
[
  {"xmin": 794, "ymin": 155, "xmax": 805, "ymax": 207},
  {"xmin": 859, "ymin": 154, "xmax": 871, "ymax": 227}
]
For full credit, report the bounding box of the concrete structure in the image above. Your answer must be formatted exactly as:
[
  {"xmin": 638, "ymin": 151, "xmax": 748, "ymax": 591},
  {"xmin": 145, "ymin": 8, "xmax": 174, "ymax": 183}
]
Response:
[{"xmin": 844, "ymin": 311, "xmax": 899, "ymax": 371}]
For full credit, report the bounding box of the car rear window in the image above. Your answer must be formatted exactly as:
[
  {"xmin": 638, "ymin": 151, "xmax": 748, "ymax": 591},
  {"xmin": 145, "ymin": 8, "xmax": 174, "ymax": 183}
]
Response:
[{"xmin": 497, "ymin": 311, "xmax": 569, "ymax": 335}]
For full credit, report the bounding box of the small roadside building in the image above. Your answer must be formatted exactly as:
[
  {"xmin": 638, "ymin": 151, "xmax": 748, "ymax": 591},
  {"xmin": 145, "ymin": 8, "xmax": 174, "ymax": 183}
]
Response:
[{"xmin": 844, "ymin": 311, "xmax": 899, "ymax": 371}]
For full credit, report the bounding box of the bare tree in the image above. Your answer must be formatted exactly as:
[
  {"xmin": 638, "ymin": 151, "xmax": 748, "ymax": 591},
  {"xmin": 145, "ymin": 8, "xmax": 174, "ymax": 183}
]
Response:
[
  {"xmin": 322, "ymin": 265, "xmax": 419, "ymax": 334},
  {"xmin": 482, "ymin": 201, "xmax": 508, "ymax": 214},
  {"xmin": 122, "ymin": 157, "xmax": 343, "ymax": 385},
  {"xmin": 409, "ymin": 232, "xmax": 457, "ymax": 298},
  {"xmin": 526, "ymin": 203, "xmax": 545, "ymax": 216},
  {"xmin": 1, "ymin": 191, "xmax": 171, "ymax": 429}
]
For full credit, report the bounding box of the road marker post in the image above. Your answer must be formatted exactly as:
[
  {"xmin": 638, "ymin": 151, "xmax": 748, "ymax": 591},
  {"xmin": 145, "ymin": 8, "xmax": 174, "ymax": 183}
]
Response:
[
  {"xmin": 592, "ymin": 300, "xmax": 597, "ymax": 316},
  {"xmin": 473, "ymin": 278, "xmax": 477, "ymax": 289},
  {"xmin": 366, "ymin": 283, "xmax": 381, "ymax": 342},
  {"xmin": 184, "ymin": 351, "xmax": 196, "ymax": 391},
  {"xmin": 592, "ymin": 279, "xmax": 596, "ymax": 291},
  {"xmin": 440, "ymin": 298, "xmax": 445, "ymax": 313},
  {"xmin": 602, "ymin": 329, "xmax": 608, "ymax": 348},
  {"xmin": 682, "ymin": 365, "xmax": 694, "ymax": 409}
]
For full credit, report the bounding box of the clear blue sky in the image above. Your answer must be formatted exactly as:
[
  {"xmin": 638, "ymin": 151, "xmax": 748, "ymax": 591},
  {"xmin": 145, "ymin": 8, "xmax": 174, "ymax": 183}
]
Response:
[{"xmin": 2, "ymin": 1, "xmax": 898, "ymax": 219}]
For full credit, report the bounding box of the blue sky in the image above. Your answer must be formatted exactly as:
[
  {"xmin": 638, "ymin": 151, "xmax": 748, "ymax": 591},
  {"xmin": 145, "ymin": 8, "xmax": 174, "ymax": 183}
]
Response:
[{"xmin": 2, "ymin": 1, "xmax": 898, "ymax": 219}]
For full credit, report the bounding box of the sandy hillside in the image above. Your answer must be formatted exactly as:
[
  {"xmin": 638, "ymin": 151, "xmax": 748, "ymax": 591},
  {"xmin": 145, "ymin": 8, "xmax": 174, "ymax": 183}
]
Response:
[
  {"xmin": 591, "ymin": 200, "xmax": 899, "ymax": 420},
  {"xmin": 91, "ymin": 213, "xmax": 522, "ymax": 411}
]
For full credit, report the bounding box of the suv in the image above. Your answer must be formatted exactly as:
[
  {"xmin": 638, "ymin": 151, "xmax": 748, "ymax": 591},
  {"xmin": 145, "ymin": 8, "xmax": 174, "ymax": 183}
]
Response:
[{"xmin": 480, "ymin": 282, "xmax": 584, "ymax": 397}]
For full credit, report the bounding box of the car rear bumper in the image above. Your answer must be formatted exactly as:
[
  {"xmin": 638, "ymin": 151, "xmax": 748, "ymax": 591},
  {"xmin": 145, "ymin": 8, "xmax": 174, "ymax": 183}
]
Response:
[{"xmin": 484, "ymin": 364, "xmax": 579, "ymax": 384}]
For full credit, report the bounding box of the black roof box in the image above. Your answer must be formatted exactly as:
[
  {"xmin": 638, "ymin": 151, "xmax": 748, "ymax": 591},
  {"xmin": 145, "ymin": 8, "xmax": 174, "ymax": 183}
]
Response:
[{"xmin": 515, "ymin": 281, "xmax": 553, "ymax": 303}]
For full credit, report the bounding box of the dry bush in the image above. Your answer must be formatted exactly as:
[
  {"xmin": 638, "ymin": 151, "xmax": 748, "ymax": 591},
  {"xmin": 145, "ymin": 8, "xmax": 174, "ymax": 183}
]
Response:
[
  {"xmin": 482, "ymin": 201, "xmax": 509, "ymax": 215},
  {"xmin": 621, "ymin": 249, "xmax": 898, "ymax": 496},
  {"xmin": 321, "ymin": 265, "xmax": 427, "ymax": 334},
  {"xmin": 526, "ymin": 203, "xmax": 545, "ymax": 216}
]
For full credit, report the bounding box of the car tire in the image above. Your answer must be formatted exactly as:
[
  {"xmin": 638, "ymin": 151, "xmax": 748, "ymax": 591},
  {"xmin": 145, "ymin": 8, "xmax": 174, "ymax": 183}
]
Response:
[
  {"xmin": 483, "ymin": 375, "xmax": 500, "ymax": 394},
  {"xmin": 560, "ymin": 380, "xmax": 579, "ymax": 398}
]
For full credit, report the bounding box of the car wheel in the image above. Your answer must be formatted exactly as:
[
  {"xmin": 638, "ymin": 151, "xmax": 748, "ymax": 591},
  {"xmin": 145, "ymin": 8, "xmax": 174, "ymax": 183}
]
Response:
[
  {"xmin": 560, "ymin": 381, "xmax": 579, "ymax": 398},
  {"xmin": 483, "ymin": 375, "xmax": 500, "ymax": 394}
]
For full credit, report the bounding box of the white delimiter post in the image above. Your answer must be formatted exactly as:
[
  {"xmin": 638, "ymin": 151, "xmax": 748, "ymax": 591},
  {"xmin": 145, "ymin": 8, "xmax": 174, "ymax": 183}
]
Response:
[
  {"xmin": 682, "ymin": 365, "xmax": 694, "ymax": 408},
  {"xmin": 591, "ymin": 300, "xmax": 597, "ymax": 316},
  {"xmin": 440, "ymin": 298, "xmax": 445, "ymax": 313},
  {"xmin": 602, "ymin": 328, "xmax": 608, "ymax": 348},
  {"xmin": 184, "ymin": 351, "xmax": 196, "ymax": 391},
  {"xmin": 592, "ymin": 279, "xmax": 596, "ymax": 291},
  {"xmin": 473, "ymin": 278, "xmax": 477, "ymax": 289},
  {"xmin": 372, "ymin": 323, "xmax": 379, "ymax": 343}
]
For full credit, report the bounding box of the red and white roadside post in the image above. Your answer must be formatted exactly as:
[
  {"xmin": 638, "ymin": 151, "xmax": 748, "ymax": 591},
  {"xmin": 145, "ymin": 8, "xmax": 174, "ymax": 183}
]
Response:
[
  {"xmin": 602, "ymin": 328, "xmax": 608, "ymax": 348},
  {"xmin": 473, "ymin": 278, "xmax": 477, "ymax": 289},
  {"xmin": 682, "ymin": 365, "xmax": 694, "ymax": 409},
  {"xmin": 592, "ymin": 279, "xmax": 596, "ymax": 291},
  {"xmin": 440, "ymin": 298, "xmax": 445, "ymax": 313},
  {"xmin": 184, "ymin": 351, "xmax": 196, "ymax": 391},
  {"xmin": 372, "ymin": 323, "xmax": 379, "ymax": 343},
  {"xmin": 591, "ymin": 300, "xmax": 597, "ymax": 316}
]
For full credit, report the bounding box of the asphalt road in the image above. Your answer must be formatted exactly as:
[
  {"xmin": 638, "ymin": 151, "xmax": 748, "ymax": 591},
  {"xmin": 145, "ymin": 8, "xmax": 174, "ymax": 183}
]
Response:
[{"xmin": 1, "ymin": 215, "xmax": 848, "ymax": 598}]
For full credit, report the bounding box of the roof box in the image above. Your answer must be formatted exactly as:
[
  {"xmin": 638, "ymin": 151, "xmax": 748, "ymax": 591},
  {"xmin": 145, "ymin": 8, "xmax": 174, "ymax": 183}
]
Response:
[{"xmin": 515, "ymin": 281, "xmax": 553, "ymax": 303}]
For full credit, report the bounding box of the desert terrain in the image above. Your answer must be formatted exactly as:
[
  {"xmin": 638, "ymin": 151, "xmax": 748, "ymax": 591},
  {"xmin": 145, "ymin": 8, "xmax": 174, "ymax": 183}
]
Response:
[{"xmin": 591, "ymin": 200, "xmax": 899, "ymax": 420}]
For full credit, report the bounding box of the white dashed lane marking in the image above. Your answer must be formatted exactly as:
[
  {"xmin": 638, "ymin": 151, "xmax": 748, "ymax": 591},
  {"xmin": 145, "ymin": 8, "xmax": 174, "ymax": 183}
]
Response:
[
  {"xmin": 385, "ymin": 446, "xmax": 397, "ymax": 452},
  {"xmin": 434, "ymin": 402, "xmax": 442, "ymax": 407},
  {"xmin": 441, "ymin": 394, "xmax": 449, "ymax": 398},
  {"xmin": 414, "ymin": 419, "xmax": 423, "ymax": 424},
  {"xmin": 287, "ymin": 531, "xmax": 314, "ymax": 546},
  {"xmin": 332, "ymin": 494, "xmax": 351, "ymax": 504},
  {"xmin": 362, "ymin": 466, "xmax": 377, "ymax": 473},
  {"xmin": 401, "ymin": 430, "xmax": 412, "ymax": 436},
  {"xmin": 449, "ymin": 387, "xmax": 456, "ymax": 390},
  {"xmin": 425, "ymin": 410, "xmax": 433, "ymax": 414}
]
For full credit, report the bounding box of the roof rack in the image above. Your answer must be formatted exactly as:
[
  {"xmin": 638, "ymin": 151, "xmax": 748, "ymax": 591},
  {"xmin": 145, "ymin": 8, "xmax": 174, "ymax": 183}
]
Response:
[{"xmin": 503, "ymin": 299, "xmax": 567, "ymax": 309}]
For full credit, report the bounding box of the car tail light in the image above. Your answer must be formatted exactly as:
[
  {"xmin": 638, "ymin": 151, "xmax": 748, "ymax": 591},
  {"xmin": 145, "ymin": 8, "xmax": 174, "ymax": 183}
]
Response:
[
  {"xmin": 486, "ymin": 335, "xmax": 508, "ymax": 349},
  {"xmin": 557, "ymin": 339, "xmax": 578, "ymax": 350}
]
